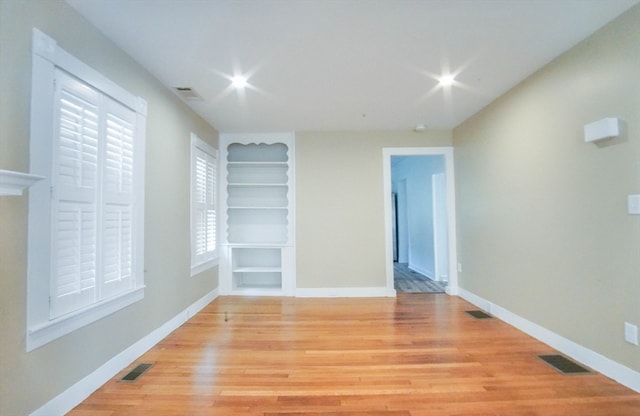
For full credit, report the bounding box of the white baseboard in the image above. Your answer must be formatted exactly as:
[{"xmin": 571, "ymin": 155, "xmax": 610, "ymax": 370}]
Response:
[
  {"xmin": 408, "ymin": 263, "xmax": 434, "ymax": 280},
  {"xmin": 444, "ymin": 284, "xmax": 459, "ymax": 296},
  {"xmin": 185, "ymin": 289, "xmax": 219, "ymax": 319},
  {"xmin": 296, "ymin": 286, "xmax": 394, "ymax": 298},
  {"xmin": 30, "ymin": 288, "xmax": 219, "ymax": 416},
  {"xmin": 457, "ymin": 288, "xmax": 491, "ymax": 310},
  {"xmin": 458, "ymin": 288, "xmax": 640, "ymax": 393}
]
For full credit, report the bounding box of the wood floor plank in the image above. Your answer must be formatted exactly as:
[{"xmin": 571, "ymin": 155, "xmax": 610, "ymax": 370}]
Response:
[{"xmin": 67, "ymin": 294, "xmax": 640, "ymax": 415}]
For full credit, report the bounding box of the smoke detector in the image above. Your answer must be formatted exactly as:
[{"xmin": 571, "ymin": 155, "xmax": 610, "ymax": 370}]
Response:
[{"xmin": 414, "ymin": 124, "xmax": 427, "ymax": 132}]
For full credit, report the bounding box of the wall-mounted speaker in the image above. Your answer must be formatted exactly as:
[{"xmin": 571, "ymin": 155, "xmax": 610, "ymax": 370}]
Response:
[{"xmin": 584, "ymin": 117, "xmax": 620, "ymax": 143}]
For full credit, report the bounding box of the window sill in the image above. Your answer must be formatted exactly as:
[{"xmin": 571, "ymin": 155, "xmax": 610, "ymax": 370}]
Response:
[
  {"xmin": 191, "ymin": 258, "xmax": 219, "ymax": 277},
  {"xmin": 26, "ymin": 287, "xmax": 145, "ymax": 352}
]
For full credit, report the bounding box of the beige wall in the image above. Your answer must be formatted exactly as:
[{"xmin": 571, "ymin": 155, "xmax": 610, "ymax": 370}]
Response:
[
  {"xmin": 0, "ymin": 1, "xmax": 218, "ymax": 414},
  {"xmin": 295, "ymin": 130, "xmax": 452, "ymax": 289},
  {"xmin": 453, "ymin": 5, "xmax": 640, "ymax": 371},
  {"xmin": 3, "ymin": 0, "xmax": 637, "ymax": 413}
]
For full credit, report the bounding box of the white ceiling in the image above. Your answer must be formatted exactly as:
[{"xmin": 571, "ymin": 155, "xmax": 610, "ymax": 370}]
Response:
[{"xmin": 67, "ymin": 0, "xmax": 638, "ymax": 133}]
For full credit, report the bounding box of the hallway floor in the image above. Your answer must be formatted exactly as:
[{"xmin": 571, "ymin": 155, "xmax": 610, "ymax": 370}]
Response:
[{"xmin": 394, "ymin": 262, "xmax": 447, "ymax": 293}]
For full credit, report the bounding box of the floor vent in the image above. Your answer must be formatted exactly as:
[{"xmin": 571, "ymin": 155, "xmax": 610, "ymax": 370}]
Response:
[
  {"xmin": 538, "ymin": 354, "xmax": 591, "ymax": 375},
  {"xmin": 119, "ymin": 363, "xmax": 153, "ymax": 383},
  {"xmin": 465, "ymin": 310, "xmax": 492, "ymax": 319}
]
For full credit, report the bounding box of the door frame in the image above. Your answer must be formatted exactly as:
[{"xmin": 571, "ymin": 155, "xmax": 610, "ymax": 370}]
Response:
[
  {"xmin": 395, "ymin": 179, "xmax": 408, "ymax": 264},
  {"xmin": 432, "ymin": 172, "xmax": 448, "ymax": 282},
  {"xmin": 382, "ymin": 147, "xmax": 459, "ymax": 296}
]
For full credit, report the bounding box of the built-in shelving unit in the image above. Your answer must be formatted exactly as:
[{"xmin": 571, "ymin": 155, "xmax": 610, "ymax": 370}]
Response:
[{"xmin": 219, "ymin": 133, "xmax": 295, "ymax": 296}]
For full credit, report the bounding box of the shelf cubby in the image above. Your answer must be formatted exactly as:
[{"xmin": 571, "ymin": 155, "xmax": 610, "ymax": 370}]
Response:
[
  {"xmin": 227, "ymin": 184, "xmax": 288, "ymax": 208},
  {"xmin": 227, "ymin": 143, "xmax": 288, "ymax": 163},
  {"xmin": 227, "ymin": 163, "xmax": 288, "ymax": 184}
]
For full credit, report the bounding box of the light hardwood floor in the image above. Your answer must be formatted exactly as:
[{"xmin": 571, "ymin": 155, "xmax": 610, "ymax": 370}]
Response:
[{"xmin": 68, "ymin": 294, "xmax": 640, "ymax": 415}]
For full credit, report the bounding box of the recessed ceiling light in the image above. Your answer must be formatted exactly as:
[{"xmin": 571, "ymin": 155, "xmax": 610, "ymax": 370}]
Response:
[
  {"xmin": 438, "ymin": 74, "xmax": 456, "ymax": 87},
  {"xmin": 231, "ymin": 75, "xmax": 248, "ymax": 89}
]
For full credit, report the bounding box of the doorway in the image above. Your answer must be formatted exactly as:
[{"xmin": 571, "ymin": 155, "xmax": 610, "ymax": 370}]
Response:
[
  {"xmin": 382, "ymin": 147, "xmax": 458, "ymax": 296},
  {"xmin": 391, "ymin": 155, "xmax": 447, "ymax": 293}
]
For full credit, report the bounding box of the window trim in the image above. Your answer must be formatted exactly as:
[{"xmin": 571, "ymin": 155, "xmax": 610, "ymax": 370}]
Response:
[
  {"xmin": 190, "ymin": 133, "xmax": 218, "ymax": 276},
  {"xmin": 26, "ymin": 29, "xmax": 147, "ymax": 352}
]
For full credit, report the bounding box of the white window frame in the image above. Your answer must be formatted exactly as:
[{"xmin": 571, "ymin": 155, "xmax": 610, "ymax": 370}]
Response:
[
  {"xmin": 190, "ymin": 133, "xmax": 218, "ymax": 276},
  {"xmin": 26, "ymin": 29, "xmax": 147, "ymax": 351}
]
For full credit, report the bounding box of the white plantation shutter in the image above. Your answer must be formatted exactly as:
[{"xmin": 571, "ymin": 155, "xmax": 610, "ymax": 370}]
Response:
[
  {"xmin": 194, "ymin": 152, "xmax": 207, "ymax": 257},
  {"xmin": 206, "ymin": 155, "xmax": 217, "ymax": 255},
  {"xmin": 101, "ymin": 99, "xmax": 135, "ymax": 298},
  {"xmin": 49, "ymin": 69, "xmax": 138, "ymax": 318},
  {"xmin": 102, "ymin": 206, "xmax": 132, "ymax": 297},
  {"xmin": 191, "ymin": 136, "xmax": 218, "ymax": 271},
  {"xmin": 51, "ymin": 70, "xmax": 100, "ymax": 318},
  {"xmin": 52, "ymin": 203, "xmax": 97, "ymax": 317}
]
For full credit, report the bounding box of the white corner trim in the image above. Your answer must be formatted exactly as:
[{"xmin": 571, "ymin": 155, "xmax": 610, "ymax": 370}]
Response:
[
  {"xmin": 295, "ymin": 286, "xmax": 394, "ymax": 298},
  {"xmin": 30, "ymin": 288, "xmax": 219, "ymax": 416},
  {"xmin": 444, "ymin": 284, "xmax": 459, "ymax": 296},
  {"xmin": 458, "ymin": 288, "xmax": 640, "ymax": 393},
  {"xmin": 32, "ymin": 28, "xmax": 56, "ymax": 61},
  {"xmin": 0, "ymin": 169, "xmax": 44, "ymax": 196}
]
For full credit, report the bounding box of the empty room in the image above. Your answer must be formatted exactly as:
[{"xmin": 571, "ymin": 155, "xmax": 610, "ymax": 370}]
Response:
[{"xmin": 1, "ymin": 0, "xmax": 639, "ymax": 415}]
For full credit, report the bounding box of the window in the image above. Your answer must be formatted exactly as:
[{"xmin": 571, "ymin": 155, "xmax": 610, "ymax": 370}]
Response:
[
  {"xmin": 190, "ymin": 134, "xmax": 218, "ymax": 275},
  {"xmin": 26, "ymin": 29, "xmax": 146, "ymax": 351}
]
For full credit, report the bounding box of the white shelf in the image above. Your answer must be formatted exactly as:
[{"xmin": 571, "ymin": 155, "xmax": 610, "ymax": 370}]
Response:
[
  {"xmin": 227, "ymin": 162, "xmax": 288, "ymax": 167},
  {"xmin": 227, "ymin": 182, "xmax": 288, "ymax": 187},
  {"xmin": 231, "ymin": 286, "xmax": 283, "ymax": 296},
  {"xmin": 233, "ymin": 266, "xmax": 282, "ymax": 273},
  {"xmin": 235, "ymin": 284, "xmax": 281, "ymax": 290},
  {"xmin": 228, "ymin": 243, "xmax": 289, "ymax": 248},
  {"xmin": 0, "ymin": 169, "xmax": 45, "ymax": 196},
  {"xmin": 228, "ymin": 206, "xmax": 287, "ymax": 210}
]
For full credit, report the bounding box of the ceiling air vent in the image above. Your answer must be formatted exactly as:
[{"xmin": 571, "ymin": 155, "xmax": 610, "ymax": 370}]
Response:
[{"xmin": 174, "ymin": 87, "xmax": 204, "ymax": 101}]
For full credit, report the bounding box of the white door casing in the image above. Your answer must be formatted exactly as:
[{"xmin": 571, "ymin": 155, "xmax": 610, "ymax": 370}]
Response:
[{"xmin": 382, "ymin": 147, "xmax": 458, "ymax": 296}]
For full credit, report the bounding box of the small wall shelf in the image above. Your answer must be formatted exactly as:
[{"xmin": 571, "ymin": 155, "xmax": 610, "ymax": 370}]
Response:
[{"xmin": 0, "ymin": 169, "xmax": 44, "ymax": 196}]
